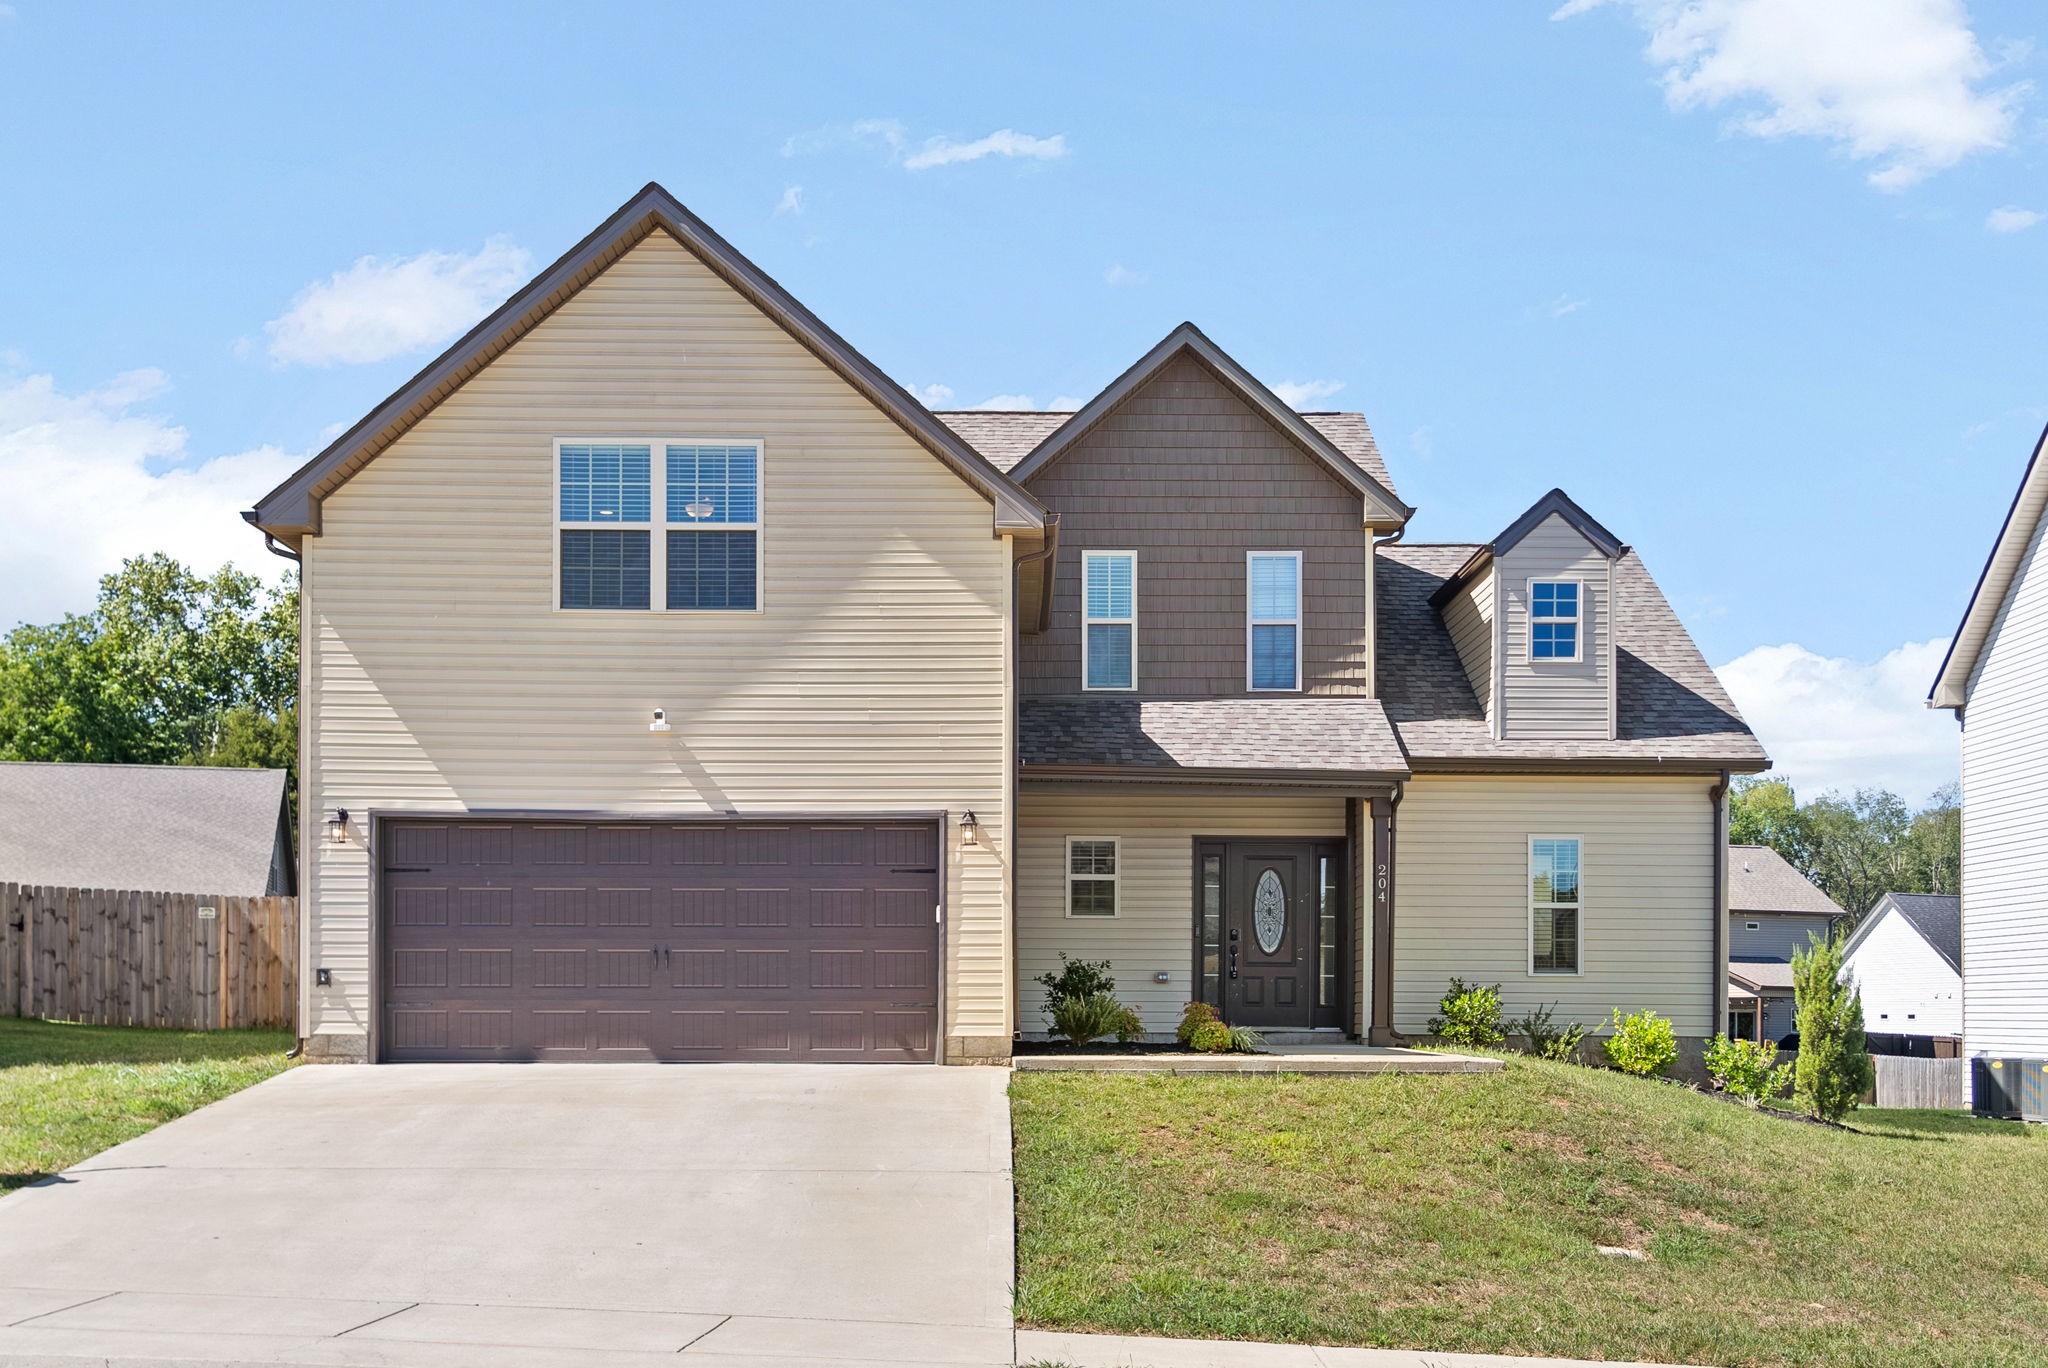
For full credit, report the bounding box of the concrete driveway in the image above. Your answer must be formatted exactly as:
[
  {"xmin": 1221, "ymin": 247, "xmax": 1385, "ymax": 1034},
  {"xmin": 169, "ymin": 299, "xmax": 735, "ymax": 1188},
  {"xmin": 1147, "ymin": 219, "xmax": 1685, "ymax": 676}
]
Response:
[{"xmin": 0, "ymin": 1064, "xmax": 1015, "ymax": 1366}]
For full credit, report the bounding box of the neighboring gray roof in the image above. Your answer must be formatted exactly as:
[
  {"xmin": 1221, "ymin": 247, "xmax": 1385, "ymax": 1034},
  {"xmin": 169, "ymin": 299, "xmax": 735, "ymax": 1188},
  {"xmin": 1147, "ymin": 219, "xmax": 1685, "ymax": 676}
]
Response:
[
  {"xmin": 0, "ymin": 762, "xmax": 289, "ymax": 896},
  {"xmin": 1729, "ymin": 845, "xmax": 1842, "ymax": 917},
  {"xmin": 1729, "ymin": 960, "xmax": 1798, "ymax": 995},
  {"xmin": 1855, "ymin": 892, "xmax": 1963, "ymax": 973},
  {"xmin": 249, "ymin": 183, "xmax": 1044, "ymax": 544},
  {"xmin": 1019, "ymin": 697, "xmax": 1409, "ymax": 782},
  {"xmin": 938, "ymin": 406, "xmax": 1401, "ymax": 505},
  {"xmin": 1376, "ymin": 543, "xmax": 1769, "ymax": 768}
]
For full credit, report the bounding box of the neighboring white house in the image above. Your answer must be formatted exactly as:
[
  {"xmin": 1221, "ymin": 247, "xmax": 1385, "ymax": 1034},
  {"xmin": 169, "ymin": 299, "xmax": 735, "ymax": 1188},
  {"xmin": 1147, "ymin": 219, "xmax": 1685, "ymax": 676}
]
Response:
[
  {"xmin": 1842, "ymin": 892, "xmax": 1962, "ymax": 1040},
  {"xmin": 1930, "ymin": 423, "xmax": 2048, "ymax": 1060}
]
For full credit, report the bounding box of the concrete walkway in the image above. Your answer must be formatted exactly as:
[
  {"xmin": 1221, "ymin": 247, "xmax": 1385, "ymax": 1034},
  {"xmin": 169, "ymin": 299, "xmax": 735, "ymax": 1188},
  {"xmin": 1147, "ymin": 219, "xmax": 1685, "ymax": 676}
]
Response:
[
  {"xmin": 0, "ymin": 1063, "xmax": 1016, "ymax": 1366},
  {"xmin": 1018, "ymin": 1330, "xmax": 1674, "ymax": 1367}
]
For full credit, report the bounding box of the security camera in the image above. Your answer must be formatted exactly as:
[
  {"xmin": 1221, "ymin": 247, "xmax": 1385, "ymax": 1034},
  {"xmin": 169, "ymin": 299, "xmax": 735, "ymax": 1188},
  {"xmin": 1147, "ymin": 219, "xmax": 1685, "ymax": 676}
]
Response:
[{"xmin": 649, "ymin": 708, "xmax": 671, "ymax": 733}]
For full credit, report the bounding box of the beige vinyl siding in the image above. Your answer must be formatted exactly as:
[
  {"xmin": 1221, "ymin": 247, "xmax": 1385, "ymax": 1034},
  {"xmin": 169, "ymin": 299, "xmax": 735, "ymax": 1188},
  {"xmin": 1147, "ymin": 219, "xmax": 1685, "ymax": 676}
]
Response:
[
  {"xmin": 1394, "ymin": 775, "xmax": 1717, "ymax": 1037},
  {"xmin": 301, "ymin": 231, "xmax": 1012, "ymax": 1060},
  {"xmin": 1960, "ymin": 507, "xmax": 2048, "ymax": 1057},
  {"xmin": 1016, "ymin": 791, "xmax": 1346, "ymax": 1034},
  {"xmin": 1020, "ymin": 355, "xmax": 1371, "ymax": 697},
  {"xmin": 1441, "ymin": 568, "xmax": 1495, "ymax": 720},
  {"xmin": 1497, "ymin": 515, "xmax": 1614, "ymax": 740}
]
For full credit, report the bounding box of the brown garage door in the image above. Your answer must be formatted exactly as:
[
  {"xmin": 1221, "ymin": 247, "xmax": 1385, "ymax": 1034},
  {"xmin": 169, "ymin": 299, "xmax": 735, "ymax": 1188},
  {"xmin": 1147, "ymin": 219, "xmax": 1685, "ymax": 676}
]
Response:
[{"xmin": 379, "ymin": 818, "xmax": 941, "ymax": 1063}]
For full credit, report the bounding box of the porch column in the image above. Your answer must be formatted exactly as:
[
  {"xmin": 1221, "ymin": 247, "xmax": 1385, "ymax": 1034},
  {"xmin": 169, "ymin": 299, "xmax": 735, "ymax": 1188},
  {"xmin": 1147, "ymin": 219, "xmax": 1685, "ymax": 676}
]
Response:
[{"xmin": 1368, "ymin": 792, "xmax": 1399, "ymax": 1045}]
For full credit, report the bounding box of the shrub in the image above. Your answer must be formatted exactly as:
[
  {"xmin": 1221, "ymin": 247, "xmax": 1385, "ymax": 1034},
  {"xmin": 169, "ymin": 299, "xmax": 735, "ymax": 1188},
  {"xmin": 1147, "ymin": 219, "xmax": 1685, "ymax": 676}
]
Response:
[
  {"xmin": 1704, "ymin": 1032, "xmax": 1793, "ymax": 1107},
  {"xmin": 1176, "ymin": 1000, "xmax": 1221, "ymax": 1044},
  {"xmin": 1036, "ymin": 954, "xmax": 1118, "ymax": 1022},
  {"xmin": 1603, "ymin": 1008, "xmax": 1678, "ymax": 1077},
  {"xmin": 1049, "ymin": 992, "xmax": 1144, "ymax": 1046},
  {"xmin": 1186, "ymin": 1019, "xmax": 1232, "ymax": 1052},
  {"xmin": 1792, "ymin": 931, "xmax": 1875, "ymax": 1123},
  {"xmin": 1510, "ymin": 1003, "xmax": 1586, "ymax": 1062},
  {"xmin": 1223, "ymin": 1025, "xmax": 1264, "ymax": 1054},
  {"xmin": 1427, "ymin": 978, "xmax": 1506, "ymax": 1047}
]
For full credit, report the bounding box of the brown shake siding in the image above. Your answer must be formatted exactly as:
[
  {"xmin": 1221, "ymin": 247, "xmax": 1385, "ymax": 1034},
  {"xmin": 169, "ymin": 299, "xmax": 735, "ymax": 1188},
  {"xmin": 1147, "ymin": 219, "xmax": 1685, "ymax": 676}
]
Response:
[{"xmin": 1021, "ymin": 355, "xmax": 1370, "ymax": 697}]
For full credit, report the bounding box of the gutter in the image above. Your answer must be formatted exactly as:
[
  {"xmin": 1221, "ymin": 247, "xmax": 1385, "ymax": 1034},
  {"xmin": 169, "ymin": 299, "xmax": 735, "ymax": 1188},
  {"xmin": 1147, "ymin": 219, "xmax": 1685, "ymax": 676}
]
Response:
[
  {"xmin": 243, "ymin": 510, "xmax": 302, "ymax": 564},
  {"xmin": 1013, "ymin": 512, "xmax": 1060, "ymax": 634},
  {"xmin": 1710, "ymin": 769, "xmax": 1731, "ymax": 1044}
]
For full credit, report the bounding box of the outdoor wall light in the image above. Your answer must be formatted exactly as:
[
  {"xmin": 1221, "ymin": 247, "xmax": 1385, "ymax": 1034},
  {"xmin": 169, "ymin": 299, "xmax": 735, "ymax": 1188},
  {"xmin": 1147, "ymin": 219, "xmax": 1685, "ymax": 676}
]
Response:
[
  {"xmin": 650, "ymin": 708, "xmax": 672, "ymax": 733},
  {"xmin": 328, "ymin": 809, "xmax": 349, "ymax": 844},
  {"xmin": 958, "ymin": 810, "xmax": 980, "ymax": 847}
]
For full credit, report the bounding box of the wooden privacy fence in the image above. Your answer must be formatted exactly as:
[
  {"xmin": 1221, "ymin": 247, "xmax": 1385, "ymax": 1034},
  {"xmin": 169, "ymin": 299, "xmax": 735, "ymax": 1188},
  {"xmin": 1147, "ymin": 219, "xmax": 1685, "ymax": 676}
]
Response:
[
  {"xmin": 0, "ymin": 884, "xmax": 297, "ymax": 1031},
  {"xmin": 1871, "ymin": 1054, "xmax": 1968, "ymax": 1110}
]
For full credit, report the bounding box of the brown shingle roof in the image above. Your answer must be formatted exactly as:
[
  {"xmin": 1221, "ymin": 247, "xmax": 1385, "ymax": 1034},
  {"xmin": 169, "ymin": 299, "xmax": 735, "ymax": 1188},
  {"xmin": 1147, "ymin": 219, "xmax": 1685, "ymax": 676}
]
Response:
[
  {"xmin": 937, "ymin": 410, "xmax": 1400, "ymax": 502},
  {"xmin": 1729, "ymin": 845, "xmax": 1842, "ymax": 916},
  {"xmin": 1376, "ymin": 543, "xmax": 1768, "ymax": 767},
  {"xmin": 1020, "ymin": 696, "xmax": 1408, "ymax": 779}
]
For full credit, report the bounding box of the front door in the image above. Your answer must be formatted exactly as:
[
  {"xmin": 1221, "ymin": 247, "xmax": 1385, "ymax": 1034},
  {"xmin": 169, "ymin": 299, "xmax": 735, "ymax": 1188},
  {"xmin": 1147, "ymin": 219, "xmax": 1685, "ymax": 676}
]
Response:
[{"xmin": 1197, "ymin": 841, "xmax": 1341, "ymax": 1030}]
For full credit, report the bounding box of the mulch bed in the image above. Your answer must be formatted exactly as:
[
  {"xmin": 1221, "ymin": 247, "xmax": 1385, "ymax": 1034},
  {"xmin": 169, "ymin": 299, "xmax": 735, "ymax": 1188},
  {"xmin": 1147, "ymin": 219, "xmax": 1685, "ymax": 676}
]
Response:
[{"xmin": 1013, "ymin": 1039, "xmax": 1209, "ymax": 1056}]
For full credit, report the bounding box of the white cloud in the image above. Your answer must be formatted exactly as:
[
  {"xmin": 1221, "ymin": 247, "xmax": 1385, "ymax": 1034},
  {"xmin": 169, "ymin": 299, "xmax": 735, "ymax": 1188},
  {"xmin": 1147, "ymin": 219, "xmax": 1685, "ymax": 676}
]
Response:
[
  {"xmin": 0, "ymin": 369, "xmax": 300, "ymax": 627},
  {"xmin": 1715, "ymin": 637, "xmax": 1958, "ymax": 803},
  {"xmin": 1549, "ymin": 293, "xmax": 1590, "ymax": 317},
  {"xmin": 902, "ymin": 129, "xmax": 1067, "ymax": 171},
  {"xmin": 263, "ymin": 236, "xmax": 531, "ymax": 367},
  {"xmin": 1271, "ymin": 379, "xmax": 1345, "ymax": 409},
  {"xmin": 915, "ymin": 383, "xmax": 955, "ymax": 406},
  {"xmin": 966, "ymin": 393, "xmax": 1041, "ymax": 410},
  {"xmin": 774, "ymin": 184, "xmax": 805, "ymax": 217},
  {"xmin": 0, "ymin": 5, "xmax": 17, "ymax": 20},
  {"xmin": 1102, "ymin": 264, "xmax": 1146, "ymax": 287},
  {"xmin": 784, "ymin": 119, "xmax": 1067, "ymax": 172},
  {"xmin": 1986, "ymin": 205, "xmax": 2042, "ymax": 232},
  {"xmin": 1556, "ymin": 0, "xmax": 2025, "ymax": 190}
]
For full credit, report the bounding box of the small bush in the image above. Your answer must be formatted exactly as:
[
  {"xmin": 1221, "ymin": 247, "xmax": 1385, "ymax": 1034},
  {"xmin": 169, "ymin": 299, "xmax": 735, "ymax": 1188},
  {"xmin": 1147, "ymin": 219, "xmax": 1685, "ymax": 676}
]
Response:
[
  {"xmin": 1176, "ymin": 1000, "xmax": 1221, "ymax": 1044},
  {"xmin": 1186, "ymin": 1018, "xmax": 1232, "ymax": 1052},
  {"xmin": 1427, "ymin": 978, "xmax": 1506, "ymax": 1047},
  {"xmin": 1050, "ymin": 992, "xmax": 1144, "ymax": 1046},
  {"xmin": 1603, "ymin": 1008, "xmax": 1678, "ymax": 1077},
  {"xmin": 1792, "ymin": 931, "xmax": 1875, "ymax": 1123},
  {"xmin": 1509, "ymin": 1003, "xmax": 1586, "ymax": 1062},
  {"xmin": 1036, "ymin": 954, "xmax": 1118, "ymax": 1022},
  {"xmin": 1704, "ymin": 1032, "xmax": 1793, "ymax": 1107},
  {"xmin": 1223, "ymin": 1025, "xmax": 1265, "ymax": 1054}
]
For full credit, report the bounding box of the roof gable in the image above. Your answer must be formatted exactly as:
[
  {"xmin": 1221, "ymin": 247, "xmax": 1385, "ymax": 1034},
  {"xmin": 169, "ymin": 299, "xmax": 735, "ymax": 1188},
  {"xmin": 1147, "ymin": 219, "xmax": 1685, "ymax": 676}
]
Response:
[
  {"xmin": 1429, "ymin": 489, "xmax": 1628, "ymax": 610},
  {"xmin": 248, "ymin": 183, "xmax": 1043, "ymax": 543},
  {"xmin": 1727, "ymin": 844, "xmax": 1842, "ymax": 917},
  {"xmin": 1003, "ymin": 323, "xmax": 1411, "ymax": 525},
  {"xmin": 1848, "ymin": 892, "xmax": 1962, "ymax": 972},
  {"xmin": 1931, "ymin": 422, "xmax": 2048, "ymax": 710}
]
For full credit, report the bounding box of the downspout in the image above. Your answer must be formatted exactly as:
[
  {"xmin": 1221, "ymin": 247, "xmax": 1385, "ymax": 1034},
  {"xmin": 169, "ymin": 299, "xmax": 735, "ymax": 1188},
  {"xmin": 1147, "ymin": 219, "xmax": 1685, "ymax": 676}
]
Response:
[
  {"xmin": 244, "ymin": 510, "xmax": 302, "ymax": 564},
  {"xmin": 1710, "ymin": 769, "xmax": 1731, "ymax": 1047},
  {"xmin": 1013, "ymin": 512, "xmax": 1060, "ymax": 634},
  {"xmin": 1007, "ymin": 514, "xmax": 1057, "ymax": 1048}
]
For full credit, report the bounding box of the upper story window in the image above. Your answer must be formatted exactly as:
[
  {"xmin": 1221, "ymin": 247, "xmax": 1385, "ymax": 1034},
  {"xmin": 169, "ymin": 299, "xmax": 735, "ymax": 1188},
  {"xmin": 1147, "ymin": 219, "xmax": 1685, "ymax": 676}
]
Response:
[
  {"xmin": 1247, "ymin": 552, "xmax": 1302, "ymax": 691},
  {"xmin": 1530, "ymin": 836, "xmax": 1581, "ymax": 974},
  {"xmin": 1082, "ymin": 551, "xmax": 1136, "ymax": 690},
  {"xmin": 1529, "ymin": 579, "xmax": 1580, "ymax": 661},
  {"xmin": 557, "ymin": 440, "xmax": 761, "ymax": 611}
]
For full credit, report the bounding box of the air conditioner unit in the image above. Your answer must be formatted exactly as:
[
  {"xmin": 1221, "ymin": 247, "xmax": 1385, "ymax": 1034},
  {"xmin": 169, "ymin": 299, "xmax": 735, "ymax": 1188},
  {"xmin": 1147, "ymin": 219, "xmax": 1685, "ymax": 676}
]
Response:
[{"xmin": 1972, "ymin": 1058, "xmax": 2048, "ymax": 1121}]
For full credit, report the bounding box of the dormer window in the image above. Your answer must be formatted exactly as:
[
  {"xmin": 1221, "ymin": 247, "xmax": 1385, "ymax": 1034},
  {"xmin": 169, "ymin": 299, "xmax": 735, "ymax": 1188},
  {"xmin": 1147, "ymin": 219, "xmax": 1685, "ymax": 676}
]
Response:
[{"xmin": 1529, "ymin": 579, "xmax": 1580, "ymax": 661}]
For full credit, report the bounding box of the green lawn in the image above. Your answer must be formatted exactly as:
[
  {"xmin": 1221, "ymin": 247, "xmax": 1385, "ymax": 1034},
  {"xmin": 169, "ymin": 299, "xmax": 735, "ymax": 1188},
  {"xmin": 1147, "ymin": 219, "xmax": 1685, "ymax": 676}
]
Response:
[
  {"xmin": 0, "ymin": 1019, "xmax": 295, "ymax": 1194},
  {"xmin": 1012, "ymin": 1057, "xmax": 2048, "ymax": 1368}
]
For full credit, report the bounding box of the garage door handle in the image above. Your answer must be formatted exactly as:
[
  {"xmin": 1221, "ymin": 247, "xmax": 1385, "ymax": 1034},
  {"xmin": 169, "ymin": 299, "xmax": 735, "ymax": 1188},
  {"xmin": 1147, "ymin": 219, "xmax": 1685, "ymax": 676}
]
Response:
[
  {"xmin": 383, "ymin": 867, "xmax": 431, "ymax": 874},
  {"xmin": 890, "ymin": 867, "xmax": 937, "ymax": 874}
]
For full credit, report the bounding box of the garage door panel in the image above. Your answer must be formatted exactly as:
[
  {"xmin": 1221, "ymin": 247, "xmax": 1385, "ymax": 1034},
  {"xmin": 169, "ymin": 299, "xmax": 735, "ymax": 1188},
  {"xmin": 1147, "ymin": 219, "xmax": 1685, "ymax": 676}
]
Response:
[{"xmin": 383, "ymin": 820, "xmax": 941, "ymax": 1063}]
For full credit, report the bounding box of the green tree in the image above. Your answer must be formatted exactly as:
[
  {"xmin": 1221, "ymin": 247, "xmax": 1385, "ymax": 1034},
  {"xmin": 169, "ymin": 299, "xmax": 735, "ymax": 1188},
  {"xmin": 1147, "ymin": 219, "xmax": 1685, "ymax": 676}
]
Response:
[
  {"xmin": 1728, "ymin": 774, "xmax": 1960, "ymax": 922},
  {"xmin": 0, "ymin": 556, "xmax": 298, "ymax": 806},
  {"xmin": 1791, "ymin": 931, "xmax": 1874, "ymax": 1123}
]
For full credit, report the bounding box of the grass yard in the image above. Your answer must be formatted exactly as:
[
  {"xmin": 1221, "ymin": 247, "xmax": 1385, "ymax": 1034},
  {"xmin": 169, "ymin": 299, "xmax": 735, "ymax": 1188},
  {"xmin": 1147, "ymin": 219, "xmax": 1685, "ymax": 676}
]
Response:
[
  {"xmin": 1012, "ymin": 1056, "xmax": 2048, "ymax": 1368},
  {"xmin": 0, "ymin": 1018, "xmax": 295, "ymax": 1194}
]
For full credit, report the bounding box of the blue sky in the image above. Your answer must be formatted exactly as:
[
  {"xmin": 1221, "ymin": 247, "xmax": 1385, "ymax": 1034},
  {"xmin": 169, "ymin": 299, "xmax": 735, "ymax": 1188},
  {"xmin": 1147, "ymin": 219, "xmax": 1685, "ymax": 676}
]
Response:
[{"xmin": 2, "ymin": 0, "xmax": 2040, "ymax": 802}]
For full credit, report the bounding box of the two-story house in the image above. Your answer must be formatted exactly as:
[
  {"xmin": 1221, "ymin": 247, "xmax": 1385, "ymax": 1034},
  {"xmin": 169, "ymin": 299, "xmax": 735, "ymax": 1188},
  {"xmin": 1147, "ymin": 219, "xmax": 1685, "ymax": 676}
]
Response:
[
  {"xmin": 1723, "ymin": 844, "xmax": 1841, "ymax": 1045},
  {"xmin": 247, "ymin": 184, "xmax": 1767, "ymax": 1065}
]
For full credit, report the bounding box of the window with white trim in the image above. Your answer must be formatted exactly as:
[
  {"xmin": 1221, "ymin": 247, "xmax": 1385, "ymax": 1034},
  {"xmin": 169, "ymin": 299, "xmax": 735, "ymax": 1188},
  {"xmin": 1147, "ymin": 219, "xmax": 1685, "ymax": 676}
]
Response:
[
  {"xmin": 1247, "ymin": 552, "xmax": 1302, "ymax": 690},
  {"xmin": 1067, "ymin": 837, "xmax": 1119, "ymax": 917},
  {"xmin": 1082, "ymin": 551, "xmax": 1136, "ymax": 690},
  {"xmin": 1529, "ymin": 579, "xmax": 1580, "ymax": 661},
  {"xmin": 557, "ymin": 440, "xmax": 761, "ymax": 611},
  {"xmin": 1530, "ymin": 836, "xmax": 1581, "ymax": 974}
]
